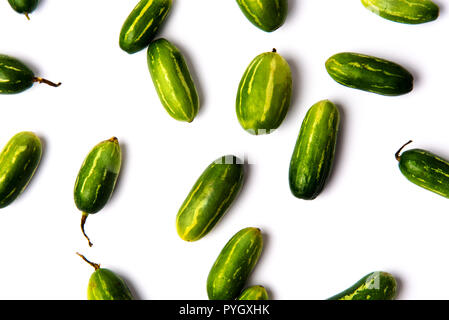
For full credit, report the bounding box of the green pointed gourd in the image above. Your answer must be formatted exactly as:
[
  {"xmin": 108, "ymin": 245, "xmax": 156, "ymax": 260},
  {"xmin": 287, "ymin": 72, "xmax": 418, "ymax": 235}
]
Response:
[
  {"xmin": 0, "ymin": 131, "xmax": 42, "ymax": 208},
  {"xmin": 395, "ymin": 140, "xmax": 449, "ymax": 198},
  {"xmin": 236, "ymin": 49, "xmax": 292, "ymax": 135},
  {"xmin": 236, "ymin": 0, "xmax": 288, "ymax": 32},
  {"xmin": 0, "ymin": 55, "xmax": 61, "ymax": 94},
  {"xmin": 74, "ymin": 137, "xmax": 122, "ymax": 247},
  {"xmin": 289, "ymin": 100, "xmax": 340, "ymax": 200},
  {"xmin": 8, "ymin": 0, "xmax": 39, "ymax": 19},
  {"xmin": 147, "ymin": 38, "xmax": 199, "ymax": 123},
  {"xmin": 119, "ymin": 0, "xmax": 172, "ymax": 54},
  {"xmin": 77, "ymin": 253, "xmax": 133, "ymax": 300},
  {"xmin": 328, "ymin": 271, "xmax": 397, "ymax": 300},
  {"xmin": 325, "ymin": 52, "xmax": 413, "ymax": 96},
  {"xmin": 237, "ymin": 285, "xmax": 269, "ymax": 300},
  {"xmin": 361, "ymin": 0, "xmax": 439, "ymax": 24},
  {"xmin": 207, "ymin": 227, "xmax": 263, "ymax": 300},
  {"xmin": 176, "ymin": 156, "xmax": 244, "ymax": 242}
]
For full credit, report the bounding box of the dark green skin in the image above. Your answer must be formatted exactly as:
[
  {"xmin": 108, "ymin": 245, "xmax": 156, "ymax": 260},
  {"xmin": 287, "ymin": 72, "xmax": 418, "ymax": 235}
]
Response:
[
  {"xmin": 328, "ymin": 272, "xmax": 397, "ymax": 300},
  {"xmin": 176, "ymin": 155, "xmax": 244, "ymax": 241},
  {"xmin": 398, "ymin": 147, "xmax": 449, "ymax": 198},
  {"xmin": 236, "ymin": 0, "xmax": 288, "ymax": 32},
  {"xmin": 326, "ymin": 52, "xmax": 413, "ymax": 96},
  {"xmin": 0, "ymin": 55, "xmax": 35, "ymax": 94},
  {"xmin": 207, "ymin": 227, "xmax": 263, "ymax": 300},
  {"xmin": 74, "ymin": 138, "xmax": 121, "ymax": 214},
  {"xmin": 8, "ymin": 0, "xmax": 39, "ymax": 15},
  {"xmin": 361, "ymin": 0, "xmax": 439, "ymax": 25},
  {"xmin": 88, "ymin": 268, "xmax": 133, "ymax": 300},
  {"xmin": 289, "ymin": 100, "xmax": 340, "ymax": 200},
  {"xmin": 0, "ymin": 132, "xmax": 42, "ymax": 208},
  {"xmin": 147, "ymin": 38, "xmax": 199, "ymax": 122},
  {"xmin": 119, "ymin": 0, "xmax": 172, "ymax": 54},
  {"xmin": 237, "ymin": 285, "xmax": 269, "ymax": 300}
]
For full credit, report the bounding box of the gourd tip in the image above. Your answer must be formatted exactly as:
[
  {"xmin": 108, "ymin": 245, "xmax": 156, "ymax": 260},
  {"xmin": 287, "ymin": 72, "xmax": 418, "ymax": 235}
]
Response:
[{"xmin": 395, "ymin": 140, "xmax": 413, "ymax": 161}]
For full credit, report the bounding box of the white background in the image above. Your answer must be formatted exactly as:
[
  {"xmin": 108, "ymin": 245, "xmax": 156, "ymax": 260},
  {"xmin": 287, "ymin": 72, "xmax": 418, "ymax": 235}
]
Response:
[{"xmin": 0, "ymin": 0, "xmax": 446, "ymax": 300}]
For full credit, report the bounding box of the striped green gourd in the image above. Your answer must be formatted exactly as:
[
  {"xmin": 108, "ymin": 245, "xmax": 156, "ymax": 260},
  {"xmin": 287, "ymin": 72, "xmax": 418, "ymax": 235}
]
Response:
[
  {"xmin": 237, "ymin": 285, "xmax": 269, "ymax": 300},
  {"xmin": 236, "ymin": 49, "xmax": 292, "ymax": 135},
  {"xmin": 289, "ymin": 100, "xmax": 340, "ymax": 200},
  {"xmin": 396, "ymin": 140, "xmax": 449, "ymax": 198},
  {"xmin": 147, "ymin": 38, "xmax": 199, "ymax": 123},
  {"xmin": 328, "ymin": 272, "xmax": 397, "ymax": 300},
  {"xmin": 176, "ymin": 155, "xmax": 244, "ymax": 242},
  {"xmin": 236, "ymin": 0, "xmax": 288, "ymax": 32},
  {"xmin": 77, "ymin": 253, "xmax": 133, "ymax": 300},
  {"xmin": 74, "ymin": 137, "xmax": 122, "ymax": 247},
  {"xmin": 325, "ymin": 52, "xmax": 413, "ymax": 96},
  {"xmin": 8, "ymin": 0, "xmax": 39, "ymax": 19},
  {"xmin": 207, "ymin": 227, "xmax": 263, "ymax": 300},
  {"xmin": 0, "ymin": 55, "xmax": 61, "ymax": 94},
  {"xmin": 119, "ymin": 0, "xmax": 172, "ymax": 54},
  {"xmin": 0, "ymin": 132, "xmax": 42, "ymax": 208},
  {"xmin": 361, "ymin": 0, "xmax": 439, "ymax": 24}
]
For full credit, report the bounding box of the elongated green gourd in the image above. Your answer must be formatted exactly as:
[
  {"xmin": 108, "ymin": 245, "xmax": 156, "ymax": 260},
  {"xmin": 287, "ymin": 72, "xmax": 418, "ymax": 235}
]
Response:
[
  {"xmin": 8, "ymin": 0, "xmax": 39, "ymax": 19},
  {"xmin": 236, "ymin": 0, "xmax": 288, "ymax": 32},
  {"xmin": 74, "ymin": 137, "xmax": 122, "ymax": 247},
  {"xmin": 207, "ymin": 227, "xmax": 263, "ymax": 300},
  {"xmin": 289, "ymin": 100, "xmax": 340, "ymax": 200},
  {"xmin": 147, "ymin": 38, "xmax": 199, "ymax": 123},
  {"xmin": 328, "ymin": 272, "xmax": 397, "ymax": 300},
  {"xmin": 325, "ymin": 52, "xmax": 413, "ymax": 96},
  {"xmin": 396, "ymin": 140, "xmax": 449, "ymax": 198},
  {"xmin": 119, "ymin": 0, "xmax": 172, "ymax": 54},
  {"xmin": 0, "ymin": 132, "xmax": 42, "ymax": 208},
  {"xmin": 0, "ymin": 55, "xmax": 61, "ymax": 94},
  {"xmin": 361, "ymin": 0, "xmax": 439, "ymax": 24},
  {"xmin": 236, "ymin": 49, "xmax": 292, "ymax": 135},
  {"xmin": 77, "ymin": 253, "xmax": 133, "ymax": 300},
  {"xmin": 237, "ymin": 285, "xmax": 269, "ymax": 300},
  {"xmin": 176, "ymin": 155, "xmax": 244, "ymax": 241}
]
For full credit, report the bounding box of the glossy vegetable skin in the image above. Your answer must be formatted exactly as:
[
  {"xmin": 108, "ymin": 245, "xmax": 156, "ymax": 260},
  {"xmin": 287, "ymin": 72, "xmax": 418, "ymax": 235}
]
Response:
[
  {"xmin": 236, "ymin": 0, "xmax": 288, "ymax": 32},
  {"xmin": 147, "ymin": 38, "xmax": 199, "ymax": 122},
  {"xmin": 289, "ymin": 100, "xmax": 340, "ymax": 200},
  {"xmin": 176, "ymin": 155, "xmax": 244, "ymax": 241},
  {"xmin": 207, "ymin": 227, "xmax": 263, "ymax": 300},
  {"xmin": 119, "ymin": 0, "xmax": 172, "ymax": 54},
  {"xmin": 326, "ymin": 52, "xmax": 413, "ymax": 96},
  {"xmin": 0, "ymin": 132, "xmax": 42, "ymax": 208}
]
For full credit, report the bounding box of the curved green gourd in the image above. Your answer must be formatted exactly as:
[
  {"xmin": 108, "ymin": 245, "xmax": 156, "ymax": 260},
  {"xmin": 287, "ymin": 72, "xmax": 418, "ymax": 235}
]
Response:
[
  {"xmin": 147, "ymin": 38, "xmax": 199, "ymax": 123},
  {"xmin": 237, "ymin": 285, "xmax": 269, "ymax": 300},
  {"xmin": 8, "ymin": 0, "xmax": 39, "ymax": 19},
  {"xmin": 74, "ymin": 137, "xmax": 122, "ymax": 247},
  {"xmin": 328, "ymin": 271, "xmax": 397, "ymax": 300},
  {"xmin": 396, "ymin": 141, "xmax": 449, "ymax": 198},
  {"xmin": 361, "ymin": 0, "xmax": 439, "ymax": 24},
  {"xmin": 77, "ymin": 253, "xmax": 133, "ymax": 300},
  {"xmin": 0, "ymin": 132, "xmax": 42, "ymax": 208},
  {"xmin": 119, "ymin": 0, "xmax": 172, "ymax": 54},
  {"xmin": 289, "ymin": 100, "xmax": 340, "ymax": 200},
  {"xmin": 325, "ymin": 52, "xmax": 413, "ymax": 96},
  {"xmin": 236, "ymin": 0, "xmax": 288, "ymax": 32},
  {"xmin": 236, "ymin": 49, "xmax": 292, "ymax": 135},
  {"xmin": 176, "ymin": 155, "xmax": 244, "ymax": 241},
  {"xmin": 0, "ymin": 55, "xmax": 61, "ymax": 94},
  {"xmin": 207, "ymin": 227, "xmax": 263, "ymax": 300}
]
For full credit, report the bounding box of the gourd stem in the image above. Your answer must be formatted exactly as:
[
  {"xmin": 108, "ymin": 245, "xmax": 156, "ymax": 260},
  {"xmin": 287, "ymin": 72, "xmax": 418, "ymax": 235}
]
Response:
[
  {"xmin": 33, "ymin": 77, "xmax": 61, "ymax": 87},
  {"xmin": 76, "ymin": 252, "xmax": 100, "ymax": 270},
  {"xmin": 25, "ymin": 13, "xmax": 30, "ymax": 20},
  {"xmin": 395, "ymin": 140, "xmax": 413, "ymax": 161},
  {"xmin": 108, "ymin": 137, "xmax": 118, "ymax": 143},
  {"xmin": 81, "ymin": 212, "xmax": 93, "ymax": 247},
  {"xmin": 272, "ymin": 48, "xmax": 277, "ymax": 53}
]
